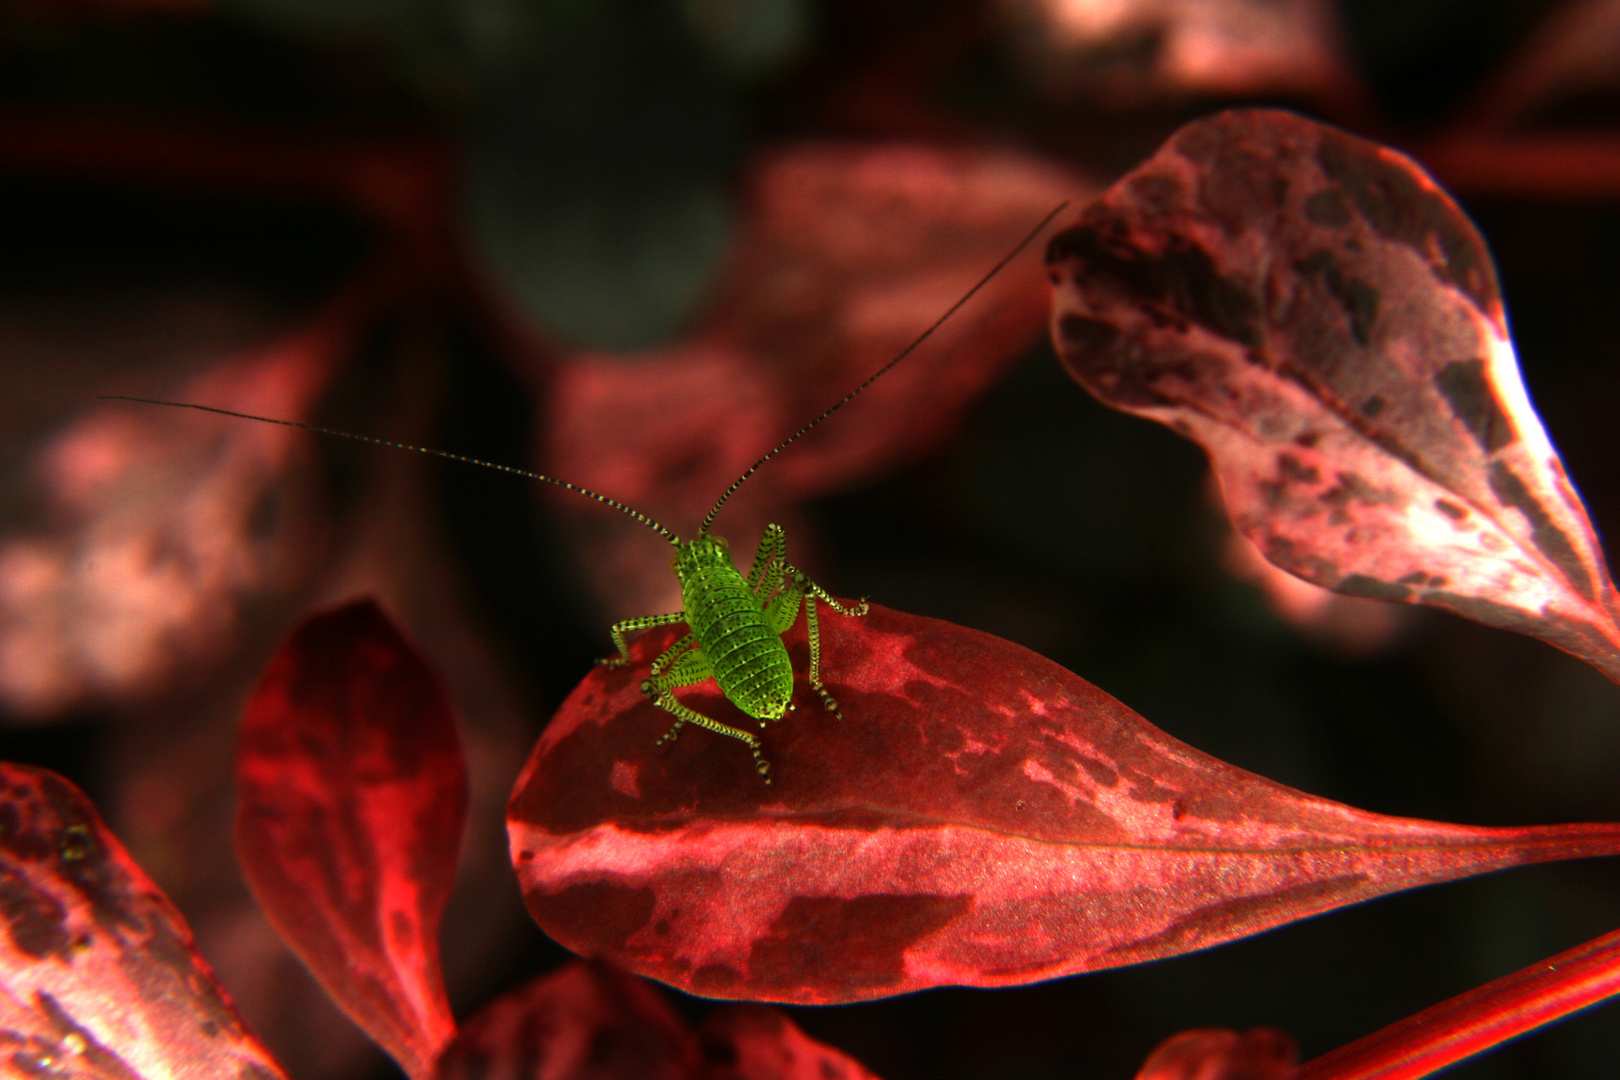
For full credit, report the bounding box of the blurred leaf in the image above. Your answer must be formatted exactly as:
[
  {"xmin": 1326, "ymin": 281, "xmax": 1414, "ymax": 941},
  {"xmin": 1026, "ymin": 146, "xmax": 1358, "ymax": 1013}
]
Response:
[
  {"xmin": 463, "ymin": 2, "xmax": 738, "ymax": 351},
  {"xmin": 681, "ymin": 0, "xmax": 812, "ymax": 78},
  {"xmin": 509, "ymin": 604, "xmax": 1620, "ymax": 1004},
  {"xmin": 235, "ymin": 600, "xmax": 466, "ymax": 1080},
  {"xmin": 543, "ymin": 142, "xmax": 1088, "ymax": 617},
  {"xmin": 1134, "ymin": 1027, "xmax": 1297, "ymax": 1080},
  {"xmin": 997, "ymin": 0, "xmax": 1363, "ymax": 111},
  {"xmin": 435, "ymin": 960, "xmax": 694, "ymax": 1080},
  {"xmin": 0, "ymin": 279, "xmax": 356, "ymax": 719},
  {"xmin": 1047, "ymin": 108, "xmax": 1620, "ymax": 683},
  {"xmin": 0, "ymin": 763, "xmax": 287, "ymax": 1080},
  {"xmin": 697, "ymin": 1005, "xmax": 883, "ymax": 1080}
]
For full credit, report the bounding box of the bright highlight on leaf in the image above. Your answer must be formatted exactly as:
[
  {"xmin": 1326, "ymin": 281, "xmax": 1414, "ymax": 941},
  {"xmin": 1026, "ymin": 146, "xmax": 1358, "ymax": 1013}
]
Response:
[
  {"xmin": 0, "ymin": 763, "xmax": 286, "ymax": 1080},
  {"xmin": 1047, "ymin": 108, "xmax": 1620, "ymax": 682},
  {"xmin": 235, "ymin": 599, "xmax": 467, "ymax": 1080},
  {"xmin": 509, "ymin": 604, "xmax": 1620, "ymax": 1004}
]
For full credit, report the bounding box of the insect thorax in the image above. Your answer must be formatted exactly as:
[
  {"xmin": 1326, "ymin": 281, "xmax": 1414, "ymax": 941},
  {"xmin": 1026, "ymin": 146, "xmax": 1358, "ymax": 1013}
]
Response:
[{"xmin": 675, "ymin": 534, "xmax": 794, "ymax": 722}]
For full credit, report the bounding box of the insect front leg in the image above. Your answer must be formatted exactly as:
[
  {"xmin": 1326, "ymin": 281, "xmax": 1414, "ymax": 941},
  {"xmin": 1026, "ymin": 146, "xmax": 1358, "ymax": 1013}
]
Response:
[
  {"xmin": 600, "ymin": 609, "xmax": 687, "ymax": 668},
  {"xmin": 642, "ymin": 647, "xmax": 775, "ymax": 783}
]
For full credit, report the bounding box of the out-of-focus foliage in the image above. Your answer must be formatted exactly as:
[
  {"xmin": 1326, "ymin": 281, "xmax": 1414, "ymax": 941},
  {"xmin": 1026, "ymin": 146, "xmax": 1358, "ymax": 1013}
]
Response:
[{"xmin": 5, "ymin": 1, "xmax": 1620, "ymax": 1079}]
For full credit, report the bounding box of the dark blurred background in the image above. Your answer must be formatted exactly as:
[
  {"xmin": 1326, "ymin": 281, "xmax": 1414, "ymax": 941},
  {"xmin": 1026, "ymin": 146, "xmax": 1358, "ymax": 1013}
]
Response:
[{"xmin": 2, "ymin": 0, "xmax": 1619, "ymax": 1078}]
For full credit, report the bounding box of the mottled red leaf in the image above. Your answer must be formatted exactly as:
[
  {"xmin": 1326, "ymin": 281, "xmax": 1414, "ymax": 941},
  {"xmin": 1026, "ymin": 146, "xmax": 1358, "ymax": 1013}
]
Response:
[
  {"xmin": 434, "ymin": 960, "xmax": 694, "ymax": 1080},
  {"xmin": 1047, "ymin": 109, "xmax": 1620, "ymax": 682},
  {"xmin": 543, "ymin": 142, "xmax": 1088, "ymax": 617},
  {"xmin": 1135, "ymin": 1027, "xmax": 1297, "ymax": 1080},
  {"xmin": 508, "ymin": 604, "xmax": 1620, "ymax": 1004},
  {"xmin": 235, "ymin": 599, "xmax": 466, "ymax": 1079},
  {"xmin": 697, "ymin": 1006, "xmax": 882, "ymax": 1080},
  {"xmin": 0, "ymin": 762, "xmax": 286, "ymax": 1080}
]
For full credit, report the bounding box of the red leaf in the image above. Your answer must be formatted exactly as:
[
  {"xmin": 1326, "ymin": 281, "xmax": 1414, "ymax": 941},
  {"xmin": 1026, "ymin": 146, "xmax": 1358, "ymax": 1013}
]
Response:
[
  {"xmin": 0, "ymin": 763, "xmax": 286, "ymax": 1080},
  {"xmin": 235, "ymin": 599, "xmax": 466, "ymax": 1079},
  {"xmin": 697, "ymin": 1006, "xmax": 883, "ymax": 1080},
  {"xmin": 1135, "ymin": 1027, "xmax": 1297, "ymax": 1080},
  {"xmin": 1046, "ymin": 108, "xmax": 1620, "ymax": 682},
  {"xmin": 508, "ymin": 604, "xmax": 1620, "ymax": 1004},
  {"xmin": 434, "ymin": 961, "xmax": 695, "ymax": 1080}
]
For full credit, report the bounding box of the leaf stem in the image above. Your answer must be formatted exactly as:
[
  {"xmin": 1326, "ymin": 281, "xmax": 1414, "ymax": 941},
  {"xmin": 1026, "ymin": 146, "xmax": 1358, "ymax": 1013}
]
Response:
[{"xmin": 1295, "ymin": 926, "xmax": 1620, "ymax": 1080}]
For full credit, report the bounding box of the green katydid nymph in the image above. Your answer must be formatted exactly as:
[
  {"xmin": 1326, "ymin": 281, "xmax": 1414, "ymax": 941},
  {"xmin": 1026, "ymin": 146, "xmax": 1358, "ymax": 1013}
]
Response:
[{"xmin": 107, "ymin": 202, "xmax": 1066, "ymax": 782}]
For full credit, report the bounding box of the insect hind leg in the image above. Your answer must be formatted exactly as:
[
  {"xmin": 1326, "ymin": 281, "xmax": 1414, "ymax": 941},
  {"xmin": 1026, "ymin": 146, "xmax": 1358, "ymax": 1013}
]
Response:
[
  {"xmin": 786, "ymin": 564, "xmax": 869, "ymax": 719},
  {"xmin": 642, "ymin": 648, "xmax": 774, "ymax": 783}
]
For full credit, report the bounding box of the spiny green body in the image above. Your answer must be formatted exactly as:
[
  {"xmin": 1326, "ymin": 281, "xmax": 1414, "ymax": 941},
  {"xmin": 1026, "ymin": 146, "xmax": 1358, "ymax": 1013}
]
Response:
[
  {"xmin": 677, "ymin": 538, "xmax": 793, "ymax": 721},
  {"xmin": 605, "ymin": 526, "xmax": 867, "ymax": 782}
]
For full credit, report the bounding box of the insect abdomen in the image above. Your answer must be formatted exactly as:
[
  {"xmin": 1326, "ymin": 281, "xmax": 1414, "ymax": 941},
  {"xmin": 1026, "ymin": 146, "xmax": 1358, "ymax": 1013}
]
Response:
[{"xmin": 682, "ymin": 565, "xmax": 793, "ymax": 721}]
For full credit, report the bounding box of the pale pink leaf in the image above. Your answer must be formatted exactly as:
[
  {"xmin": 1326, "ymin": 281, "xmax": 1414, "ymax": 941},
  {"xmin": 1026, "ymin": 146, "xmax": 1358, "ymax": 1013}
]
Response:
[
  {"xmin": 0, "ymin": 763, "xmax": 287, "ymax": 1080},
  {"xmin": 1047, "ymin": 108, "xmax": 1620, "ymax": 681}
]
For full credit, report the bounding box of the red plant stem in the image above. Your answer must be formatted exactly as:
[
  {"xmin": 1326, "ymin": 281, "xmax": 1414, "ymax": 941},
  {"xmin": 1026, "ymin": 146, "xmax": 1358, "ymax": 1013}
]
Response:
[{"xmin": 1294, "ymin": 927, "xmax": 1620, "ymax": 1080}]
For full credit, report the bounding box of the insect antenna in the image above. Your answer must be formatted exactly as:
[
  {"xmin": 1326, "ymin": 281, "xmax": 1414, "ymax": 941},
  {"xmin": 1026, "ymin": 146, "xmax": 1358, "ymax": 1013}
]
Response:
[
  {"xmin": 696, "ymin": 200, "xmax": 1071, "ymax": 538},
  {"xmin": 98, "ymin": 395, "xmax": 681, "ymax": 543}
]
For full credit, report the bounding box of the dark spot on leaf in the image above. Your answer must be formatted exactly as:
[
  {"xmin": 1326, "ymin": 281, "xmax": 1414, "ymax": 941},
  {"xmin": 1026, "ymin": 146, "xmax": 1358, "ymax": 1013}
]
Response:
[
  {"xmin": 1303, "ymin": 190, "xmax": 1350, "ymax": 227},
  {"xmin": 1294, "ymin": 250, "xmax": 1379, "ymax": 347},
  {"xmin": 9, "ymin": 1051, "xmax": 52, "ymax": 1078},
  {"xmin": 1487, "ymin": 462, "xmax": 1594, "ymax": 600},
  {"xmin": 1361, "ymin": 396, "xmax": 1385, "ymax": 418},
  {"xmin": 1322, "ymin": 473, "xmax": 1401, "ymax": 511},
  {"xmin": 1435, "ymin": 360, "xmax": 1515, "ymax": 453},
  {"xmin": 1126, "ymin": 172, "xmax": 1184, "ymax": 216},
  {"xmin": 1075, "ymin": 754, "xmax": 1118, "ymax": 787},
  {"xmin": 748, "ymin": 894, "xmax": 972, "ymax": 996},
  {"xmin": 691, "ymin": 963, "xmax": 743, "ymax": 994},
  {"xmin": 1337, "ymin": 575, "xmax": 1410, "ymax": 602},
  {"xmin": 1263, "ymin": 535, "xmax": 1339, "ymax": 584},
  {"xmin": 1058, "ymin": 314, "xmax": 1121, "ymax": 352},
  {"xmin": 1294, "ymin": 431, "xmax": 1320, "ymax": 448},
  {"xmin": 1109, "ymin": 875, "xmax": 1368, "ymax": 963},
  {"xmin": 56, "ymin": 827, "xmax": 89, "ymax": 864},
  {"xmin": 1047, "ymin": 224, "xmax": 1260, "ymax": 347},
  {"xmin": 1397, "ymin": 571, "xmax": 1429, "ymax": 586},
  {"xmin": 1434, "ymin": 499, "xmax": 1467, "ymax": 520},
  {"xmin": 1314, "ymin": 131, "xmax": 1499, "ymax": 313},
  {"xmin": 821, "ymin": 1059, "xmax": 847, "ymax": 1080},
  {"xmin": 526, "ymin": 880, "xmax": 656, "ymax": 952},
  {"xmin": 35, "ymin": 991, "xmax": 142, "ymax": 1080},
  {"xmin": 1278, "ymin": 454, "xmax": 1321, "ymax": 485},
  {"xmin": 0, "ymin": 870, "xmax": 70, "ymax": 960}
]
